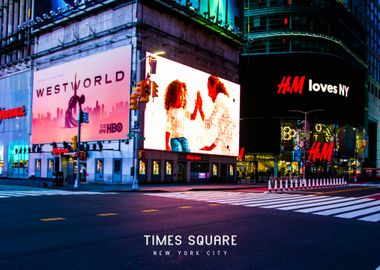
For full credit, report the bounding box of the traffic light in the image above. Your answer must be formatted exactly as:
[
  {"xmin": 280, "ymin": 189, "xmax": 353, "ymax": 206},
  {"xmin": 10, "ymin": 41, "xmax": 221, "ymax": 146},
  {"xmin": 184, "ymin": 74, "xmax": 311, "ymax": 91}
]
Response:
[
  {"xmin": 152, "ymin": 81, "xmax": 158, "ymax": 98},
  {"xmin": 144, "ymin": 79, "xmax": 151, "ymax": 96},
  {"xmin": 140, "ymin": 79, "xmax": 151, "ymax": 104},
  {"xmin": 72, "ymin": 135, "xmax": 78, "ymax": 150},
  {"xmin": 130, "ymin": 81, "xmax": 143, "ymax": 110}
]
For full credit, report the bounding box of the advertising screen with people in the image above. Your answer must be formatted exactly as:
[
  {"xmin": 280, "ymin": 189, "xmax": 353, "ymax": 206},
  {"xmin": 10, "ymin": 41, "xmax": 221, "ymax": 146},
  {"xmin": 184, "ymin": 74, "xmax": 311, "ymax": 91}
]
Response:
[
  {"xmin": 32, "ymin": 45, "xmax": 131, "ymax": 143},
  {"xmin": 143, "ymin": 53, "xmax": 240, "ymax": 157}
]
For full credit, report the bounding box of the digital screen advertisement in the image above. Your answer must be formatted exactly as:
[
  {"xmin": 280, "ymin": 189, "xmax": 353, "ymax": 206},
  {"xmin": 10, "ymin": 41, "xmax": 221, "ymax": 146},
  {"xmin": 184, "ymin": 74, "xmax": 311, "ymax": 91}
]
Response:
[
  {"xmin": 32, "ymin": 45, "xmax": 131, "ymax": 143},
  {"xmin": 143, "ymin": 53, "xmax": 240, "ymax": 157},
  {"xmin": 240, "ymin": 53, "xmax": 366, "ymax": 126},
  {"xmin": 34, "ymin": 0, "xmax": 75, "ymax": 18}
]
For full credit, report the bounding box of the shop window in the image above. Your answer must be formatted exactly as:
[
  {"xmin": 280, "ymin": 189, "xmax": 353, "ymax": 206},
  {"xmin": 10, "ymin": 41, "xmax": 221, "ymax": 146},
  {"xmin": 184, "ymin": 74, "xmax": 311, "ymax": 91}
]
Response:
[
  {"xmin": 96, "ymin": 159, "xmax": 103, "ymax": 174},
  {"xmin": 165, "ymin": 161, "xmax": 173, "ymax": 175},
  {"xmin": 229, "ymin": 164, "xmax": 235, "ymax": 176},
  {"xmin": 114, "ymin": 159, "xmax": 121, "ymax": 174},
  {"xmin": 35, "ymin": 159, "xmax": 41, "ymax": 171},
  {"xmin": 212, "ymin": 163, "xmax": 218, "ymax": 176},
  {"xmin": 48, "ymin": 159, "xmax": 54, "ymax": 172},
  {"xmin": 139, "ymin": 160, "xmax": 146, "ymax": 175},
  {"xmin": 153, "ymin": 160, "xmax": 160, "ymax": 175}
]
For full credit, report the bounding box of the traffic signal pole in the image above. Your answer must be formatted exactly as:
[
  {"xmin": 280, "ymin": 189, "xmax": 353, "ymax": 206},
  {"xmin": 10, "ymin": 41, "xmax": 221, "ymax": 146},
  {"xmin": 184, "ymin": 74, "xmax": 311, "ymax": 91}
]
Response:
[{"xmin": 74, "ymin": 110, "xmax": 82, "ymax": 189}]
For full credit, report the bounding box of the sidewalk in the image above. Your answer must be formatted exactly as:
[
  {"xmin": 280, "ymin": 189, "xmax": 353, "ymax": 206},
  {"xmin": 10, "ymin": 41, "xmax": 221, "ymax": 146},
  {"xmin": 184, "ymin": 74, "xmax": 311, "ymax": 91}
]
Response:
[{"xmin": 0, "ymin": 178, "xmax": 268, "ymax": 193}]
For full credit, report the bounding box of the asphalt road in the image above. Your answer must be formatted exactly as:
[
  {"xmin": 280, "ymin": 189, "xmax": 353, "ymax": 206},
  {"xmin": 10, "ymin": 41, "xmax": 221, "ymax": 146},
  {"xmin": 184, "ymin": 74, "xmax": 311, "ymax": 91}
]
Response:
[{"xmin": 0, "ymin": 190, "xmax": 379, "ymax": 270}]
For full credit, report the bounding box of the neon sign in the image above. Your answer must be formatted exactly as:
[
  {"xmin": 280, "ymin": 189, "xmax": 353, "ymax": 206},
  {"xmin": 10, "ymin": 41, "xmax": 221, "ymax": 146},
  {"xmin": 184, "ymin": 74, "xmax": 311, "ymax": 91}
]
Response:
[
  {"xmin": 308, "ymin": 142, "xmax": 334, "ymax": 162},
  {"xmin": 0, "ymin": 106, "xmax": 26, "ymax": 120},
  {"xmin": 52, "ymin": 148, "xmax": 70, "ymax": 155},
  {"xmin": 277, "ymin": 76, "xmax": 349, "ymax": 97}
]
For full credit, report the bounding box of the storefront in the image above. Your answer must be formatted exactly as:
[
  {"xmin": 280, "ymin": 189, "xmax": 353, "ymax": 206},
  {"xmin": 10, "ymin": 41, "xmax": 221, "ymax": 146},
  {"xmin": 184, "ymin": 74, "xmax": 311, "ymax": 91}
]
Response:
[
  {"xmin": 0, "ymin": 71, "xmax": 32, "ymax": 179},
  {"xmin": 137, "ymin": 150, "xmax": 236, "ymax": 183},
  {"xmin": 240, "ymin": 53, "xmax": 366, "ymax": 179}
]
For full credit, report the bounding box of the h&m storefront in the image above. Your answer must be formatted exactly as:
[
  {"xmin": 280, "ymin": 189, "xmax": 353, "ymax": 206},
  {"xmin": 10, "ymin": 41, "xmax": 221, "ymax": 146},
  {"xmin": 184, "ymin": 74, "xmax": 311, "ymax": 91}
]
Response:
[
  {"xmin": 239, "ymin": 53, "xmax": 366, "ymax": 180},
  {"xmin": 0, "ymin": 71, "xmax": 32, "ymax": 179}
]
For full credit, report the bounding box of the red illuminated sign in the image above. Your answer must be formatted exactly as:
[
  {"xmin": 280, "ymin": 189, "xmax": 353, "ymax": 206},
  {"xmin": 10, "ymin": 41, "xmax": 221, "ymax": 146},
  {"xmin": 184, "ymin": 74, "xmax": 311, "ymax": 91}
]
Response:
[
  {"xmin": 308, "ymin": 142, "xmax": 334, "ymax": 162},
  {"xmin": 0, "ymin": 106, "xmax": 26, "ymax": 120},
  {"xmin": 186, "ymin": 154, "xmax": 202, "ymax": 161},
  {"xmin": 52, "ymin": 148, "xmax": 70, "ymax": 155},
  {"xmin": 277, "ymin": 76, "xmax": 349, "ymax": 97},
  {"xmin": 277, "ymin": 76, "xmax": 305, "ymax": 95}
]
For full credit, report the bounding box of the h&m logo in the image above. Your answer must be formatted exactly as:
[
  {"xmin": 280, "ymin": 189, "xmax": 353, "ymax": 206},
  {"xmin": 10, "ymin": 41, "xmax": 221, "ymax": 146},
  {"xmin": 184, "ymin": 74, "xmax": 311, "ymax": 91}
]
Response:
[
  {"xmin": 277, "ymin": 76, "xmax": 305, "ymax": 95},
  {"xmin": 277, "ymin": 76, "xmax": 349, "ymax": 97}
]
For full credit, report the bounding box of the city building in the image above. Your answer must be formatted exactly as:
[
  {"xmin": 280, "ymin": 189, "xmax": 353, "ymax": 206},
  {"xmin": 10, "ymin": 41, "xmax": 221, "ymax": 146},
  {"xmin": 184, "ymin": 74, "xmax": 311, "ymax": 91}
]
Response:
[
  {"xmin": 239, "ymin": 0, "xmax": 374, "ymax": 181},
  {"xmin": 0, "ymin": 0, "xmax": 243, "ymax": 184}
]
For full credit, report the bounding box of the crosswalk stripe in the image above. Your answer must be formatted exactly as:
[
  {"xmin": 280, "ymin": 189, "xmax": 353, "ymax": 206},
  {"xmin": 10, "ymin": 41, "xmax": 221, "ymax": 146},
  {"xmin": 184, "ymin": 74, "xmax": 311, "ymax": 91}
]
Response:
[
  {"xmin": 314, "ymin": 201, "xmax": 380, "ymax": 216},
  {"xmin": 296, "ymin": 198, "xmax": 373, "ymax": 213},
  {"xmin": 277, "ymin": 197, "xmax": 360, "ymax": 211},
  {"xmin": 245, "ymin": 196, "xmax": 337, "ymax": 208},
  {"xmin": 335, "ymin": 205, "xmax": 380, "ymax": 219},
  {"xmin": 359, "ymin": 213, "xmax": 380, "ymax": 222},
  {"xmin": 222, "ymin": 194, "xmax": 309, "ymax": 204},
  {"xmin": 261, "ymin": 196, "xmax": 344, "ymax": 209},
  {"xmin": 0, "ymin": 189, "xmax": 113, "ymax": 199},
  {"xmin": 214, "ymin": 195, "xmax": 308, "ymax": 205},
  {"xmin": 144, "ymin": 191, "xmax": 380, "ymax": 223}
]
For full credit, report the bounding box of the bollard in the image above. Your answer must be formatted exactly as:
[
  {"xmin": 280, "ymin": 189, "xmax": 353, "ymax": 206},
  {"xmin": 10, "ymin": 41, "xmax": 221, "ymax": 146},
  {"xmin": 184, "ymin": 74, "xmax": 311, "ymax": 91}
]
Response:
[
  {"xmin": 268, "ymin": 178, "xmax": 272, "ymax": 192},
  {"xmin": 274, "ymin": 178, "xmax": 278, "ymax": 192},
  {"xmin": 279, "ymin": 178, "xmax": 283, "ymax": 192},
  {"xmin": 290, "ymin": 178, "xmax": 294, "ymax": 190},
  {"xmin": 285, "ymin": 178, "xmax": 288, "ymax": 191},
  {"xmin": 312, "ymin": 178, "xmax": 315, "ymax": 188}
]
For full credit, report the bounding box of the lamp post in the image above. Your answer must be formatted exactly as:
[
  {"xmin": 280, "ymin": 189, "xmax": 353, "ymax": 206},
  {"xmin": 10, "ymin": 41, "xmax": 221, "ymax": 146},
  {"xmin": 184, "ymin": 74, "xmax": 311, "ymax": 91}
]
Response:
[
  {"xmin": 288, "ymin": 109, "xmax": 324, "ymax": 180},
  {"xmin": 131, "ymin": 51, "xmax": 165, "ymax": 190}
]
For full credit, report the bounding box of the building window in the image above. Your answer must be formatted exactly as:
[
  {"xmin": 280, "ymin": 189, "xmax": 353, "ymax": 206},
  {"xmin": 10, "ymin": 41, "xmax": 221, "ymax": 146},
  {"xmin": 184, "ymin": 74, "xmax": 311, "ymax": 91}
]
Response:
[
  {"xmin": 165, "ymin": 161, "xmax": 173, "ymax": 175},
  {"xmin": 212, "ymin": 163, "xmax": 218, "ymax": 176},
  {"xmin": 139, "ymin": 160, "xmax": 146, "ymax": 175},
  {"xmin": 96, "ymin": 159, "xmax": 103, "ymax": 174},
  {"xmin": 153, "ymin": 160, "xmax": 160, "ymax": 175},
  {"xmin": 229, "ymin": 164, "xmax": 235, "ymax": 176}
]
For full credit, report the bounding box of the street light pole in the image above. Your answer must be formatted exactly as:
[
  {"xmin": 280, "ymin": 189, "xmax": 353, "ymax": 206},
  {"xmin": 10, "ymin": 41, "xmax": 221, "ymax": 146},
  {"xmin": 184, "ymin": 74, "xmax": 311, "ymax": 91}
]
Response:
[
  {"xmin": 131, "ymin": 51, "xmax": 165, "ymax": 191},
  {"xmin": 288, "ymin": 109, "xmax": 324, "ymax": 180}
]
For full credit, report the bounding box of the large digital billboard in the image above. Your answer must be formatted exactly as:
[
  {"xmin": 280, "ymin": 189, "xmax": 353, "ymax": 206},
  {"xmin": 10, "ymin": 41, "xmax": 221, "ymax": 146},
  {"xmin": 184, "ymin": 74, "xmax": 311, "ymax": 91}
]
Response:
[
  {"xmin": 240, "ymin": 54, "xmax": 366, "ymax": 126},
  {"xmin": 32, "ymin": 45, "xmax": 131, "ymax": 144},
  {"xmin": 143, "ymin": 54, "xmax": 240, "ymax": 157},
  {"xmin": 34, "ymin": 0, "xmax": 77, "ymax": 18}
]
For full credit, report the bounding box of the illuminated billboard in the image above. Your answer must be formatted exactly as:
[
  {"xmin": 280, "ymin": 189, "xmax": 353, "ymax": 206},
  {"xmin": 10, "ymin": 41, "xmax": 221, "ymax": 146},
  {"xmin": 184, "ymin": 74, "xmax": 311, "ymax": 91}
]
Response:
[
  {"xmin": 143, "ymin": 54, "xmax": 240, "ymax": 157},
  {"xmin": 35, "ymin": 0, "xmax": 75, "ymax": 18},
  {"xmin": 186, "ymin": 0, "xmax": 241, "ymax": 29},
  {"xmin": 32, "ymin": 46, "xmax": 131, "ymax": 144},
  {"xmin": 241, "ymin": 54, "xmax": 366, "ymax": 125}
]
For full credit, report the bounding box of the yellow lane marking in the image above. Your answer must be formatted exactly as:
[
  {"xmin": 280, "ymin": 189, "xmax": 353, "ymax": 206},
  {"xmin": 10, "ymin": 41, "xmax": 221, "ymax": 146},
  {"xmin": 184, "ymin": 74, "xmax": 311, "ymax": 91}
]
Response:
[
  {"xmin": 207, "ymin": 203, "xmax": 220, "ymax": 206},
  {"xmin": 96, "ymin": 213, "xmax": 118, "ymax": 217},
  {"xmin": 141, "ymin": 209, "xmax": 159, "ymax": 213},
  {"xmin": 316, "ymin": 186, "xmax": 379, "ymax": 195},
  {"xmin": 178, "ymin": 206, "xmax": 193, "ymax": 209},
  {"xmin": 40, "ymin": 217, "xmax": 66, "ymax": 222}
]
